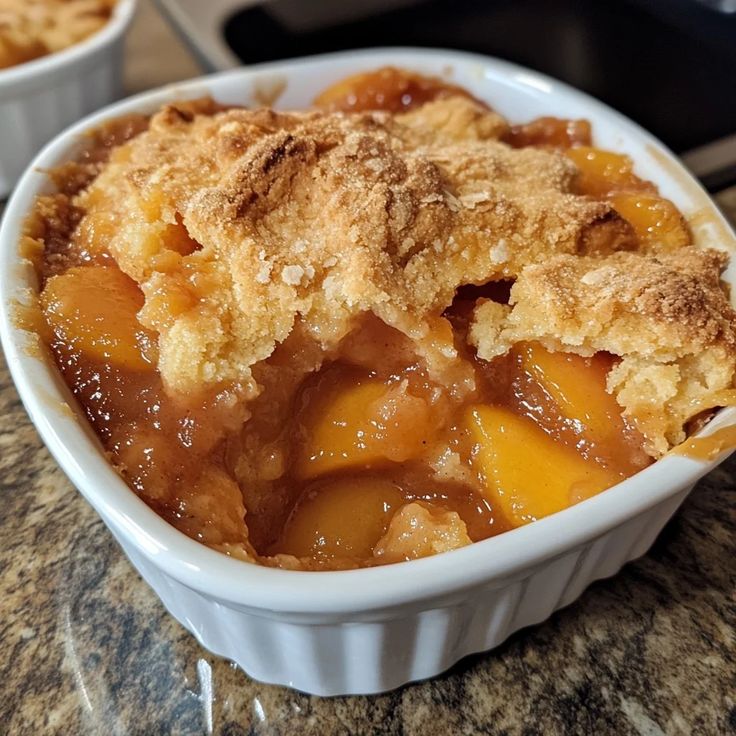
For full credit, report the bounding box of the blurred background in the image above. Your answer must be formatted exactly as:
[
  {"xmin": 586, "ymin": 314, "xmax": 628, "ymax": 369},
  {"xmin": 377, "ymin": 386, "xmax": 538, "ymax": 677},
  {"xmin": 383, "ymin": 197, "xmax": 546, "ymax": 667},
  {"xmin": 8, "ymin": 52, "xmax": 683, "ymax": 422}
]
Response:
[{"xmin": 157, "ymin": 0, "xmax": 736, "ymax": 193}]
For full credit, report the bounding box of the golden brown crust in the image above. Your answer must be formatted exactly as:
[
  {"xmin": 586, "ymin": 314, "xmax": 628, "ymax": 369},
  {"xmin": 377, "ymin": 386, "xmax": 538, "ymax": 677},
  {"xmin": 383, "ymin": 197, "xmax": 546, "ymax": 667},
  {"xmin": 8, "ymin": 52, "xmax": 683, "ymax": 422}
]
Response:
[
  {"xmin": 0, "ymin": 0, "xmax": 116, "ymax": 69},
  {"xmin": 68, "ymin": 98, "xmax": 633, "ymax": 394},
  {"xmin": 30, "ymin": 94, "xmax": 735, "ymax": 458},
  {"xmin": 469, "ymin": 248, "xmax": 736, "ymax": 454}
]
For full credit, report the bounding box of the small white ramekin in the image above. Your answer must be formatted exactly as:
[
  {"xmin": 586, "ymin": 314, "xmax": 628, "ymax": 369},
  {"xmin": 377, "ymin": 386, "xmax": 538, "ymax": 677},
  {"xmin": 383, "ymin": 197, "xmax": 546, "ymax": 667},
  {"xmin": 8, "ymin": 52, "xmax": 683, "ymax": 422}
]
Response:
[
  {"xmin": 2, "ymin": 49, "xmax": 735, "ymax": 696},
  {"xmin": 0, "ymin": 0, "xmax": 136, "ymax": 197}
]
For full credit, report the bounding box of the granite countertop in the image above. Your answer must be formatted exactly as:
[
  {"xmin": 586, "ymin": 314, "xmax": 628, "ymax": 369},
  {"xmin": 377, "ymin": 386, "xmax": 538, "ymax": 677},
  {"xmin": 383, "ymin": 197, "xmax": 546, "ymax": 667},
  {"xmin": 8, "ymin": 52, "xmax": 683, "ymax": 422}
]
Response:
[{"xmin": 2, "ymin": 4, "xmax": 735, "ymax": 734}]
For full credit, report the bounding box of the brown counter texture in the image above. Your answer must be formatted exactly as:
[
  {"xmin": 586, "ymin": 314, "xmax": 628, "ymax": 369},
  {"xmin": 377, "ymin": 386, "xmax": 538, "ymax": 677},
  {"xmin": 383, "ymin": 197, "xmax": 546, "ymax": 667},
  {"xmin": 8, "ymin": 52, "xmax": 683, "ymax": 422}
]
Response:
[{"xmin": 1, "ymin": 3, "xmax": 735, "ymax": 734}]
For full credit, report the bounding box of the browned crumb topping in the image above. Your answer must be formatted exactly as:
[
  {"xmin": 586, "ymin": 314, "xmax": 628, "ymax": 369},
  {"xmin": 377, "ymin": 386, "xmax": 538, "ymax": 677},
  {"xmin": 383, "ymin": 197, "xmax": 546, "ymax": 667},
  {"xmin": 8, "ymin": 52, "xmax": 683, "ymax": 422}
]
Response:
[
  {"xmin": 469, "ymin": 249, "xmax": 736, "ymax": 454},
  {"xmin": 65, "ymin": 96, "xmax": 634, "ymax": 396},
  {"xmin": 0, "ymin": 0, "xmax": 116, "ymax": 69}
]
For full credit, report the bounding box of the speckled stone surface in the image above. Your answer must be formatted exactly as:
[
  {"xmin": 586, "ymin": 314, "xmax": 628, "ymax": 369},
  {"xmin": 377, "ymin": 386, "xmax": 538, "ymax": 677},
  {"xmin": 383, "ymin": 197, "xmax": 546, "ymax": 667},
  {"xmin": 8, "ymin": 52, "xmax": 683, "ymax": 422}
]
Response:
[{"xmin": 2, "ymin": 5, "xmax": 736, "ymax": 734}]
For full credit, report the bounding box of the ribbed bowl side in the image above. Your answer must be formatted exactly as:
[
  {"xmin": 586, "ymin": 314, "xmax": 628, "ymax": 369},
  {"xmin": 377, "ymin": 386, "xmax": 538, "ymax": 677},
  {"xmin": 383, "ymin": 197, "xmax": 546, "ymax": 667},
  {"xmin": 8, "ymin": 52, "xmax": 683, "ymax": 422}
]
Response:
[
  {"xmin": 112, "ymin": 486, "xmax": 692, "ymax": 696},
  {"xmin": 0, "ymin": 40, "xmax": 123, "ymax": 196}
]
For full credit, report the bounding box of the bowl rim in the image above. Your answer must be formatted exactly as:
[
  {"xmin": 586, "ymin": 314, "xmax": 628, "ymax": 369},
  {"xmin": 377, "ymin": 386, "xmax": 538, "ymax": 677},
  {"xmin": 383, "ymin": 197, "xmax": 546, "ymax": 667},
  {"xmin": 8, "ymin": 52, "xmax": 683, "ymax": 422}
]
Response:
[
  {"xmin": 1, "ymin": 46, "xmax": 735, "ymax": 616},
  {"xmin": 0, "ymin": 0, "xmax": 136, "ymax": 91}
]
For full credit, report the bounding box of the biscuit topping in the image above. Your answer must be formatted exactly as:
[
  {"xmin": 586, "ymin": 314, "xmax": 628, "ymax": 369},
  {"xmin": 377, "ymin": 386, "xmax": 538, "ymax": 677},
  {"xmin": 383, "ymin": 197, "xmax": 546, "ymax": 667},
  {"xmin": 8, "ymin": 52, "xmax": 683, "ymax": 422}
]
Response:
[
  {"xmin": 72, "ymin": 98, "xmax": 634, "ymax": 395},
  {"xmin": 0, "ymin": 0, "xmax": 116, "ymax": 68}
]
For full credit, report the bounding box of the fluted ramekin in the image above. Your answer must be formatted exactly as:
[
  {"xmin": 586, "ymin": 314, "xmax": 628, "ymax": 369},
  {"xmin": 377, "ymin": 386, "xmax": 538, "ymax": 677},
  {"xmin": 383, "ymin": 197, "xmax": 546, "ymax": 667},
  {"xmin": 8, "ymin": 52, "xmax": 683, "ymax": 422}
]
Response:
[
  {"xmin": 1, "ymin": 49, "xmax": 735, "ymax": 696},
  {"xmin": 0, "ymin": 0, "xmax": 136, "ymax": 197}
]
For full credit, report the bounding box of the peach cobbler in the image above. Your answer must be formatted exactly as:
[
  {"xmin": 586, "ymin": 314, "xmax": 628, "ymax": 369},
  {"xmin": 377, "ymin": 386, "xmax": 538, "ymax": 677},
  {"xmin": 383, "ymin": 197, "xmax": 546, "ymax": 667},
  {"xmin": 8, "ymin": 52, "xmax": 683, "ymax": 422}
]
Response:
[
  {"xmin": 0, "ymin": 0, "xmax": 116, "ymax": 69},
  {"xmin": 22, "ymin": 68, "xmax": 736, "ymax": 570}
]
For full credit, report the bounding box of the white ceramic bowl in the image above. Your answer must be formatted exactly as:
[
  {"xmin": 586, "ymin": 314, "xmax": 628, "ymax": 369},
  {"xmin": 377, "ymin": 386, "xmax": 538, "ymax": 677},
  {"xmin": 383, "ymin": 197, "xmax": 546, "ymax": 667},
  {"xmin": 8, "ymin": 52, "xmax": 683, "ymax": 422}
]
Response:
[
  {"xmin": 2, "ymin": 49, "xmax": 735, "ymax": 696},
  {"xmin": 0, "ymin": 0, "xmax": 136, "ymax": 197}
]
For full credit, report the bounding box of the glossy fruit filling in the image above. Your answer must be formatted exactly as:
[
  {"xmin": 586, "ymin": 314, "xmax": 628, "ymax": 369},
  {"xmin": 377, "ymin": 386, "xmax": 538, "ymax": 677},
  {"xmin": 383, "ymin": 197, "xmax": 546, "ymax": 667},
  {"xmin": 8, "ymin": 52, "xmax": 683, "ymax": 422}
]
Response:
[{"xmin": 39, "ymin": 262, "xmax": 651, "ymax": 569}]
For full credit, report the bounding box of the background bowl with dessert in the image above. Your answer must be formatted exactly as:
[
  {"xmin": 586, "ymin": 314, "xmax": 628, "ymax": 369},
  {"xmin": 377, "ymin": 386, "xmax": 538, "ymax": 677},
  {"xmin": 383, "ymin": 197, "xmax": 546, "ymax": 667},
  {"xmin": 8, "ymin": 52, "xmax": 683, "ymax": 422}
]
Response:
[{"xmin": 0, "ymin": 0, "xmax": 136, "ymax": 197}]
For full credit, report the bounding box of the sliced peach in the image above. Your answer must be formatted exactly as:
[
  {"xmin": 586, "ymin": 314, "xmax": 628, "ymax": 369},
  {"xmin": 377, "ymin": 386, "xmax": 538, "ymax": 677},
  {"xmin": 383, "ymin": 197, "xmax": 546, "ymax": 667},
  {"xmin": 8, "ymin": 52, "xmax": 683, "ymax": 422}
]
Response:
[
  {"xmin": 274, "ymin": 477, "xmax": 404, "ymax": 558},
  {"xmin": 466, "ymin": 405, "xmax": 620, "ymax": 527},
  {"xmin": 517, "ymin": 343, "xmax": 620, "ymax": 443},
  {"xmin": 504, "ymin": 117, "xmax": 592, "ymax": 149},
  {"xmin": 71, "ymin": 210, "xmax": 118, "ymax": 256},
  {"xmin": 609, "ymin": 193, "xmax": 690, "ymax": 250},
  {"xmin": 296, "ymin": 376, "xmax": 433, "ymax": 479},
  {"xmin": 566, "ymin": 146, "xmax": 653, "ymax": 197},
  {"xmin": 41, "ymin": 265, "xmax": 155, "ymax": 371},
  {"xmin": 313, "ymin": 67, "xmax": 474, "ymax": 113},
  {"xmin": 514, "ymin": 344, "xmax": 652, "ymax": 475}
]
